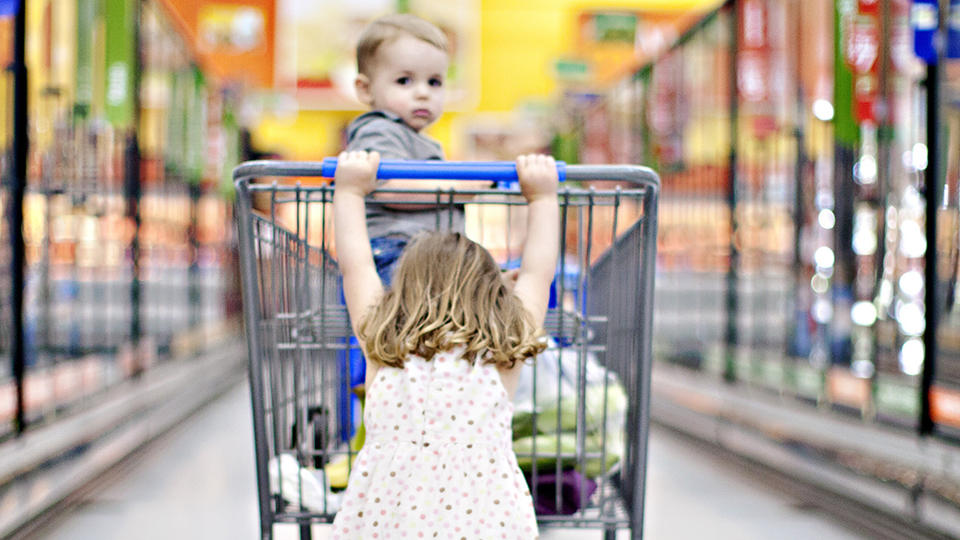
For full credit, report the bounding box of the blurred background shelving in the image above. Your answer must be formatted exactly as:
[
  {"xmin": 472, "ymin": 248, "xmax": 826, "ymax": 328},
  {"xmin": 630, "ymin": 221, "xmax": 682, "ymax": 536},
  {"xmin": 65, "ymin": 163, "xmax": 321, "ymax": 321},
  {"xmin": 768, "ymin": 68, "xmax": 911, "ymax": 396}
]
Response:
[{"xmin": 1, "ymin": 0, "xmax": 960, "ymax": 538}]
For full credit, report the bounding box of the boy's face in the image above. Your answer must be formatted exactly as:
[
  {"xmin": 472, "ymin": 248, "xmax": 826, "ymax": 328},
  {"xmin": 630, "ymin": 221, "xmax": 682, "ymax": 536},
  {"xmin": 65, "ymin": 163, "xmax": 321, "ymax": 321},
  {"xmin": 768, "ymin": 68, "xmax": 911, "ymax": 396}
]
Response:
[{"xmin": 355, "ymin": 35, "xmax": 448, "ymax": 132}]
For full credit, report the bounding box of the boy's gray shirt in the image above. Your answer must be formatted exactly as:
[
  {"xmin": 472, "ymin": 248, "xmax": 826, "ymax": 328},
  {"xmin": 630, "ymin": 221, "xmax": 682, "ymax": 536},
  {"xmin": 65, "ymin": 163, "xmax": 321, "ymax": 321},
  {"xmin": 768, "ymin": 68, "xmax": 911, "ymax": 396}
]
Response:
[{"xmin": 345, "ymin": 110, "xmax": 465, "ymax": 240}]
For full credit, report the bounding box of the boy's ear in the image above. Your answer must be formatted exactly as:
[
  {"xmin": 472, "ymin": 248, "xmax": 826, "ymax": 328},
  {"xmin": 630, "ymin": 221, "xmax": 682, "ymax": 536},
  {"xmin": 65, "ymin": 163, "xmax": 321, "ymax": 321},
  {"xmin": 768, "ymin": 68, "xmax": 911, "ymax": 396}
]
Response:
[{"xmin": 354, "ymin": 74, "xmax": 372, "ymax": 106}]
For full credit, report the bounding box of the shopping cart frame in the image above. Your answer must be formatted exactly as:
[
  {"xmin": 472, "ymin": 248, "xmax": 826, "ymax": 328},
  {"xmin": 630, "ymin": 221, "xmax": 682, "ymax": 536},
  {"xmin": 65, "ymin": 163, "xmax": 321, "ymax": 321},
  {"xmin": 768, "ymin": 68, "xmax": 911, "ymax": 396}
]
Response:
[{"xmin": 234, "ymin": 160, "xmax": 659, "ymax": 540}]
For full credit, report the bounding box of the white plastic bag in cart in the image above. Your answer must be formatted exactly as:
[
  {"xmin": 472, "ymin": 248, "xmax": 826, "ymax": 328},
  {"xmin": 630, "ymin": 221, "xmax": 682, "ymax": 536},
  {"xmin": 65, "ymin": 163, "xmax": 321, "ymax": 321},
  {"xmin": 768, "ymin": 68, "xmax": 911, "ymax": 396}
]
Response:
[
  {"xmin": 511, "ymin": 339, "xmax": 576, "ymax": 435},
  {"xmin": 511, "ymin": 338, "xmax": 628, "ymax": 476},
  {"xmin": 268, "ymin": 453, "xmax": 342, "ymax": 513}
]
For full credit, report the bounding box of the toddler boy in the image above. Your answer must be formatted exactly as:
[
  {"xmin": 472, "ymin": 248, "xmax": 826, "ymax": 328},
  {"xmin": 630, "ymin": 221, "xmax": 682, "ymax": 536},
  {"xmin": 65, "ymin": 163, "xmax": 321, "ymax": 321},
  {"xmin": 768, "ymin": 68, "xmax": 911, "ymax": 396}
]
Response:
[{"xmin": 346, "ymin": 13, "xmax": 465, "ymax": 282}]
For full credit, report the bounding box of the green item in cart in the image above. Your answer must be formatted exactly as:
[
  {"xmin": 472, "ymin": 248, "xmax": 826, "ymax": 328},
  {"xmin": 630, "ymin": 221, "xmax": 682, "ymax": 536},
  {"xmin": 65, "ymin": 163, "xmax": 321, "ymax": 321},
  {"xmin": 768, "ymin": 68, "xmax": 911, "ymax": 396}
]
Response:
[
  {"xmin": 513, "ymin": 432, "xmax": 620, "ymax": 479},
  {"xmin": 512, "ymin": 396, "xmax": 578, "ymax": 439},
  {"xmin": 509, "ymin": 339, "xmax": 630, "ymax": 480},
  {"xmin": 511, "ymin": 370, "xmax": 629, "ymax": 439}
]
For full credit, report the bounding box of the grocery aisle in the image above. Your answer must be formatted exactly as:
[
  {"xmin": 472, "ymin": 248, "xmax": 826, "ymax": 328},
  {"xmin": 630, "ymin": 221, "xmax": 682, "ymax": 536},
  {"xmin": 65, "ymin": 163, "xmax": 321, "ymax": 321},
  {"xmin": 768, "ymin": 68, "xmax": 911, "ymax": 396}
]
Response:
[
  {"xmin": 40, "ymin": 383, "xmax": 260, "ymax": 540},
  {"xmin": 40, "ymin": 381, "xmax": 864, "ymax": 540}
]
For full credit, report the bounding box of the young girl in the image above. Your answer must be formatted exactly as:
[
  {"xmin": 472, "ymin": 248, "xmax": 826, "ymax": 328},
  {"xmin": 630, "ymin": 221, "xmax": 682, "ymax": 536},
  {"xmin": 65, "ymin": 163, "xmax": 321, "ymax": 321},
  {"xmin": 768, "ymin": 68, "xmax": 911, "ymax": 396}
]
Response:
[{"xmin": 331, "ymin": 150, "xmax": 559, "ymax": 539}]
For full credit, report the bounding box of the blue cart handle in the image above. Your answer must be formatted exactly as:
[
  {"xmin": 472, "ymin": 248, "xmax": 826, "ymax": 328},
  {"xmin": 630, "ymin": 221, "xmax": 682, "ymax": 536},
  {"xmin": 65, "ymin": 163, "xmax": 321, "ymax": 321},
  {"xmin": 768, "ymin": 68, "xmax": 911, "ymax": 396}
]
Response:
[{"xmin": 321, "ymin": 157, "xmax": 566, "ymax": 182}]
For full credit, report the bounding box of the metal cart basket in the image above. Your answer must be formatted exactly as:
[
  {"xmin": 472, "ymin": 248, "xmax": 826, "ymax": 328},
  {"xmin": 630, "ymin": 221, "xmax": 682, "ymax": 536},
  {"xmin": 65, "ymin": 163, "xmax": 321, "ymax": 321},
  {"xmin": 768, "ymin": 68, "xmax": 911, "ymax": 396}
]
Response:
[{"xmin": 234, "ymin": 160, "xmax": 659, "ymax": 539}]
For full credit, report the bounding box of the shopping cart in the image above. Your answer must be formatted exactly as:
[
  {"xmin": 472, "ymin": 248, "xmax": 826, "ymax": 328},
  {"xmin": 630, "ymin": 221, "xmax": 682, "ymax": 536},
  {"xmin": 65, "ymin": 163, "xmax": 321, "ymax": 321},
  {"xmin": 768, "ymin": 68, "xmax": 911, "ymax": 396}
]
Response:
[{"xmin": 234, "ymin": 159, "xmax": 659, "ymax": 540}]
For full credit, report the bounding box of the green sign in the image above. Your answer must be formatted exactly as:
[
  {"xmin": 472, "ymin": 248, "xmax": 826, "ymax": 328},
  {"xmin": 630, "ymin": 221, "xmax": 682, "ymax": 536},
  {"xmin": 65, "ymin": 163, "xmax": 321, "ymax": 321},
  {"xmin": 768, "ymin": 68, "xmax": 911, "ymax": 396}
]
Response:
[
  {"xmin": 75, "ymin": 0, "xmax": 96, "ymax": 118},
  {"xmin": 187, "ymin": 66, "xmax": 207, "ymax": 184},
  {"xmin": 104, "ymin": 0, "xmax": 136, "ymax": 128},
  {"xmin": 165, "ymin": 67, "xmax": 207, "ymax": 183},
  {"xmin": 166, "ymin": 70, "xmax": 187, "ymax": 175},
  {"xmin": 834, "ymin": 0, "xmax": 857, "ymax": 146},
  {"xmin": 554, "ymin": 58, "xmax": 591, "ymax": 83},
  {"xmin": 592, "ymin": 13, "xmax": 637, "ymax": 44},
  {"xmin": 220, "ymin": 105, "xmax": 239, "ymax": 199}
]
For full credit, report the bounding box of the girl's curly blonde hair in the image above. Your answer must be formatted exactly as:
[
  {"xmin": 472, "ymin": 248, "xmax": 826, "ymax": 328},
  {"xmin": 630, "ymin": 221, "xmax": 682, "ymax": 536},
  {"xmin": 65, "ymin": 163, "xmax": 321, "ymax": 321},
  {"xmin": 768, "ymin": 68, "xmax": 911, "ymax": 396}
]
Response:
[{"xmin": 357, "ymin": 232, "xmax": 546, "ymax": 368}]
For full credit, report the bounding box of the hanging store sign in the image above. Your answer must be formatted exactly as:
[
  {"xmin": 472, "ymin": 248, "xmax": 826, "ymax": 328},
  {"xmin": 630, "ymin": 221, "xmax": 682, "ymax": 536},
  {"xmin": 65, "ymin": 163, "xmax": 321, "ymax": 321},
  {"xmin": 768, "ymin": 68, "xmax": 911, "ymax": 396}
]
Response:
[
  {"xmin": 949, "ymin": 0, "xmax": 960, "ymax": 59},
  {"xmin": 911, "ymin": 0, "xmax": 939, "ymax": 64},
  {"xmin": 0, "ymin": 0, "xmax": 19, "ymax": 17},
  {"xmin": 845, "ymin": 16, "xmax": 880, "ymax": 74},
  {"xmin": 847, "ymin": 14, "xmax": 880, "ymax": 123}
]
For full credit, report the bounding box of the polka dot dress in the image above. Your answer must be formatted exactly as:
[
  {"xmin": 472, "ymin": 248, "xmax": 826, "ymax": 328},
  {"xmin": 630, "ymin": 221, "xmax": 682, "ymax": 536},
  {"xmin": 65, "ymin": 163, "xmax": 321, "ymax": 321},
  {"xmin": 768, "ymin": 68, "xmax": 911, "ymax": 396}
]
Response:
[{"xmin": 331, "ymin": 347, "xmax": 538, "ymax": 539}]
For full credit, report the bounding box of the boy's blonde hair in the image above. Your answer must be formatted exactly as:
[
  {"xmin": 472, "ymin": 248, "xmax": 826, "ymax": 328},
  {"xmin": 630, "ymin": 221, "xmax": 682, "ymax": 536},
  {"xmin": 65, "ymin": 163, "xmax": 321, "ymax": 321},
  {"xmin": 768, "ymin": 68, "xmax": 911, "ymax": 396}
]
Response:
[
  {"xmin": 357, "ymin": 232, "xmax": 546, "ymax": 369},
  {"xmin": 356, "ymin": 14, "xmax": 448, "ymax": 76}
]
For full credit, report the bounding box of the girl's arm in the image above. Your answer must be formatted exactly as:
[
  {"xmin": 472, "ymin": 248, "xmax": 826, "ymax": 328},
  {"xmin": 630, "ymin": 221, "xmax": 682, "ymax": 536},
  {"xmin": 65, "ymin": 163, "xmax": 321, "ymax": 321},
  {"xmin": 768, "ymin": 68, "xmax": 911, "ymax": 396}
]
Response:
[
  {"xmin": 334, "ymin": 151, "xmax": 385, "ymax": 336},
  {"xmin": 512, "ymin": 154, "xmax": 560, "ymax": 326}
]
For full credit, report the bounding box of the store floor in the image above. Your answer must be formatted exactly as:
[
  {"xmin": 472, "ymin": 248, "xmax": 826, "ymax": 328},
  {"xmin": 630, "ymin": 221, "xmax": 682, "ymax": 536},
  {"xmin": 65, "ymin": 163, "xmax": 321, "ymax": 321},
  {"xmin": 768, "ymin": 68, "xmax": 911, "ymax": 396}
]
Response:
[{"xmin": 41, "ymin": 381, "xmax": 864, "ymax": 540}]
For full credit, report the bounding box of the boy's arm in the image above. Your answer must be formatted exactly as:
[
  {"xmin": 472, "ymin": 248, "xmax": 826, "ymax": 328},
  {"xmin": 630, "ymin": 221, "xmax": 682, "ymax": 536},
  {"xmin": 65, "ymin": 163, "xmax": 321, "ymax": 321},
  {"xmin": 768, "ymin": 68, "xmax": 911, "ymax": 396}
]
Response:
[
  {"xmin": 333, "ymin": 151, "xmax": 385, "ymax": 336},
  {"xmin": 512, "ymin": 155, "xmax": 559, "ymax": 326},
  {"xmin": 376, "ymin": 179, "xmax": 477, "ymax": 208}
]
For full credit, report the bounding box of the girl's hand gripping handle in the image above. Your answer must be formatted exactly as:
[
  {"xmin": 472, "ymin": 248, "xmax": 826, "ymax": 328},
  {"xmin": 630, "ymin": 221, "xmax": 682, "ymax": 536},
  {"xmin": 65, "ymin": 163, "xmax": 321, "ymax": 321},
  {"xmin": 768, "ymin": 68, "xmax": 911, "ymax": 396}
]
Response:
[
  {"xmin": 517, "ymin": 154, "xmax": 560, "ymax": 203},
  {"xmin": 334, "ymin": 151, "xmax": 380, "ymax": 196}
]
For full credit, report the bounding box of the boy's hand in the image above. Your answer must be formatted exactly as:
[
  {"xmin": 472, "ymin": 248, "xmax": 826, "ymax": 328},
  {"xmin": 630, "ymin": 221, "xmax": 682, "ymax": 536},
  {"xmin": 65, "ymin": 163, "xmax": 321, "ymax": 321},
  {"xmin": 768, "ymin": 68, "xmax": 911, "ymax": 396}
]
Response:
[
  {"xmin": 334, "ymin": 150, "xmax": 380, "ymax": 197},
  {"xmin": 517, "ymin": 154, "xmax": 559, "ymax": 203}
]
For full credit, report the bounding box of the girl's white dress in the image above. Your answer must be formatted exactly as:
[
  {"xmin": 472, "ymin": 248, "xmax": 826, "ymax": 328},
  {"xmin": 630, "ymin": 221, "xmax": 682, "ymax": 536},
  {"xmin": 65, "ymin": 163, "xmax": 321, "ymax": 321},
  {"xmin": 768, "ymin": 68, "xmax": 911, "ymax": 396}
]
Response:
[{"xmin": 331, "ymin": 347, "xmax": 538, "ymax": 539}]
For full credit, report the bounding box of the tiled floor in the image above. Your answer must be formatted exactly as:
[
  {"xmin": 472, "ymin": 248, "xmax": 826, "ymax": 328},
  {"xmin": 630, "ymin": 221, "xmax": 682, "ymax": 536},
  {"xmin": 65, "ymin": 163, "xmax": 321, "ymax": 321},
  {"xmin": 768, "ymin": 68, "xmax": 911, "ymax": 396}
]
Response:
[{"xmin": 42, "ymin": 382, "xmax": 864, "ymax": 540}]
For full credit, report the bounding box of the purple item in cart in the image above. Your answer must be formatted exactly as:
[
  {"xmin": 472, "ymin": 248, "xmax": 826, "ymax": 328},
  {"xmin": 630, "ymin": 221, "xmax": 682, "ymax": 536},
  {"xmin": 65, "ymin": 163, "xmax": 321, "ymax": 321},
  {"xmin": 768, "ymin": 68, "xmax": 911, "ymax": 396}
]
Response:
[{"xmin": 526, "ymin": 469, "xmax": 597, "ymax": 515}]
